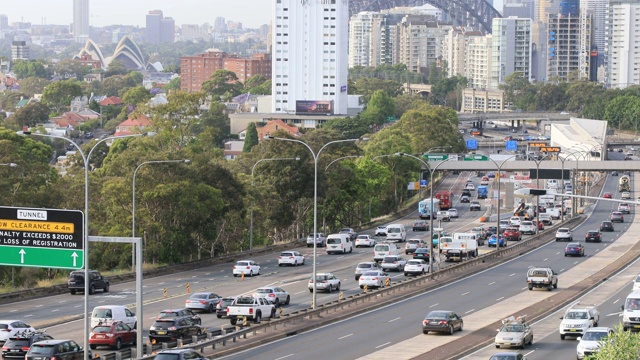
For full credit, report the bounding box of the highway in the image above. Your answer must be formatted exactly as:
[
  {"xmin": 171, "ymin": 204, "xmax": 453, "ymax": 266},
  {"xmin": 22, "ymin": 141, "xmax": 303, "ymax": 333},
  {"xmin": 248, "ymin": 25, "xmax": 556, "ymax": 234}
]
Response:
[
  {"xmin": 0, "ymin": 171, "xmax": 509, "ymax": 356},
  {"xmin": 217, "ymin": 172, "xmax": 631, "ymax": 359}
]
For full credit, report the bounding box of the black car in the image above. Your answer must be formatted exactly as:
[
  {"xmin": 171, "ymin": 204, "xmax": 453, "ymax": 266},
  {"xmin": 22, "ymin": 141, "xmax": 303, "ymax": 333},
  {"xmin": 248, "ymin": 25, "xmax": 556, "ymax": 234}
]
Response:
[
  {"xmin": 157, "ymin": 308, "xmax": 201, "ymax": 325},
  {"xmin": 585, "ymin": 230, "xmax": 602, "ymax": 243},
  {"xmin": 413, "ymin": 248, "xmax": 433, "ymax": 262},
  {"xmin": 25, "ymin": 339, "xmax": 88, "ymax": 360},
  {"xmin": 154, "ymin": 349, "xmax": 210, "ymax": 360},
  {"xmin": 412, "ymin": 221, "xmax": 429, "ymax": 231},
  {"xmin": 421, "ymin": 310, "xmax": 463, "ymax": 334},
  {"xmin": 2, "ymin": 331, "xmax": 53, "ymax": 359},
  {"xmin": 612, "ymin": 171, "xmax": 619, "ymax": 176},
  {"xmin": 600, "ymin": 221, "xmax": 614, "ymax": 232},
  {"xmin": 68, "ymin": 270, "xmax": 109, "ymax": 295},
  {"xmin": 215, "ymin": 297, "xmax": 236, "ymax": 319},
  {"xmin": 149, "ymin": 316, "xmax": 202, "ymax": 343}
]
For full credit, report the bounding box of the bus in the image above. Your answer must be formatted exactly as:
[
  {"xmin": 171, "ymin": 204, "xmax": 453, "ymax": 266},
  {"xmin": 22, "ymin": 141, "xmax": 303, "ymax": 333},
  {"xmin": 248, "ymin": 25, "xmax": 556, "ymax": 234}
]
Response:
[
  {"xmin": 418, "ymin": 198, "xmax": 441, "ymax": 219},
  {"xmin": 435, "ymin": 190, "xmax": 452, "ymax": 210}
]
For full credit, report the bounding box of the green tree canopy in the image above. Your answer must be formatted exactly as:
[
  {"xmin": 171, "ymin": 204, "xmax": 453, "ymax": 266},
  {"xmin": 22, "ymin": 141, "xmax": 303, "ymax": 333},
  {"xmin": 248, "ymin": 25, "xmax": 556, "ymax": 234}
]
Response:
[
  {"xmin": 41, "ymin": 79, "xmax": 82, "ymax": 114},
  {"xmin": 18, "ymin": 77, "xmax": 51, "ymax": 96},
  {"xmin": 54, "ymin": 59, "xmax": 91, "ymax": 81},
  {"xmin": 243, "ymin": 123, "xmax": 258, "ymax": 152},
  {"xmin": 7, "ymin": 101, "xmax": 50, "ymax": 128},
  {"xmin": 12, "ymin": 60, "xmax": 49, "ymax": 79},
  {"xmin": 360, "ymin": 90, "xmax": 396, "ymax": 126},
  {"xmin": 122, "ymin": 86, "xmax": 152, "ymax": 107},
  {"xmin": 104, "ymin": 60, "xmax": 130, "ymax": 77},
  {"xmin": 201, "ymin": 70, "xmax": 244, "ymax": 101}
]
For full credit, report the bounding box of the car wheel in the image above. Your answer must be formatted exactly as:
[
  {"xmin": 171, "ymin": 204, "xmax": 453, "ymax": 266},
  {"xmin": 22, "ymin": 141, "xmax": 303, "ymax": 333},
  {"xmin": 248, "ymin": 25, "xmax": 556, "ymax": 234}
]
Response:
[
  {"xmin": 404, "ymin": 273, "xmax": 408, "ymax": 276},
  {"xmin": 528, "ymin": 285, "xmax": 533, "ymax": 290},
  {"xmin": 230, "ymin": 318, "xmax": 237, "ymax": 325},
  {"xmin": 90, "ymin": 344, "xmax": 97, "ymax": 350},
  {"xmin": 560, "ymin": 334, "xmax": 565, "ymax": 340},
  {"xmin": 302, "ymin": 259, "xmax": 305, "ymax": 265},
  {"xmin": 274, "ymin": 298, "xmax": 280, "ymax": 307},
  {"xmin": 285, "ymin": 295, "xmax": 290, "ymax": 305},
  {"xmin": 520, "ymin": 340, "xmax": 525, "ymax": 349},
  {"xmin": 113, "ymin": 338, "xmax": 122, "ymax": 350},
  {"xmin": 459, "ymin": 321, "xmax": 463, "ymax": 331},
  {"xmin": 70, "ymin": 289, "xmax": 76, "ymax": 295},
  {"xmin": 217, "ymin": 314, "xmax": 222, "ymax": 319},
  {"xmin": 336, "ymin": 282, "xmax": 341, "ymax": 291},
  {"xmin": 255, "ymin": 312, "xmax": 262, "ymax": 324},
  {"xmin": 104, "ymin": 283, "xmax": 109, "ymax": 292},
  {"xmin": 89, "ymin": 285, "xmax": 95, "ymax": 295},
  {"xmin": 554, "ymin": 282, "xmax": 558, "ymax": 289},
  {"xmin": 448, "ymin": 325, "xmax": 454, "ymax": 335},
  {"xmin": 208, "ymin": 304, "xmax": 214, "ymax": 313},
  {"xmin": 294, "ymin": 261, "xmax": 297, "ymax": 266},
  {"xmin": 328, "ymin": 284, "xmax": 333, "ymax": 293},
  {"xmin": 495, "ymin": 345, "xmax": 500, "ymax": 349},
  {"xmin": 249, "ymin": 271, "xmax": 253, "ymax": 277}
]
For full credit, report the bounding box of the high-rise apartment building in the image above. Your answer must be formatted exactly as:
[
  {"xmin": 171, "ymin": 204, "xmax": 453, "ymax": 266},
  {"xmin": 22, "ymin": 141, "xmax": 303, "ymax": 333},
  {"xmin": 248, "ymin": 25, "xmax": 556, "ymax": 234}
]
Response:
[
  {"xmin": 394, "ymin": 15, "xmax": 449, "ymax": 73},
  {"xmin": 466, "ymin": 34, "xmax": 493, "ymax": 89},
  {"xmin": 442, "ymin": 27, "xmax": 483, "ymax": 77},
  {"xmin": 180, "ymin": 51, "xmax": 271, "ymax": 92},
  {"xmin": 0, "ymin": 15, "xmax": 8, "ymax": 30},
  {"xmin": 214, "ymin": 17, "xmax": 227, "ymax": 32},
  {"xmin": 503, "ymin": 3, "xmax": 535, "ymax": 19},
  {"xmin": 580, "ymin": 0, "xmax": 606, "ymax": 53},
  {"xmin": 73, "ymin": 0, "xmax": 90, "ymax": 43},
  {"xmin": 537, "ymin": 0, "xmax": 560, "ymax": 22},
  {"xmin": 547, "ymin": 13, "xmax": 591, "ymax": 82},
  {"xmin": 490, "ymin": 17, "xmax": 532, "ymax": 89},
  {"xmin": 272, "ymin": 0, "xmax": 349, "ymax": 115},
  {"xmin": 11, "ymin": 41, "xmax": 29, "ymax": 61},
  {"xmin": 605, "ymin": 0, "xmax": 640, "ymax": 88},
  {"xmin": 146, "ymin": 10, "xmax": 175, "ymax": 44},
  {"xmin": 348, "ymin": 12, "xmax": 383, "ymax": 68}
]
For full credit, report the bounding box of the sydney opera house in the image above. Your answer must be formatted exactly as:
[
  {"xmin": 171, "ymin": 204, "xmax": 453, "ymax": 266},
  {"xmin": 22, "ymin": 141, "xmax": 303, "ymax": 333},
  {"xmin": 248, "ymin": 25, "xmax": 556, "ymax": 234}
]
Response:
[{"xmin": 74, "ymin": 35, "xmax": 162, "ymax": 71}]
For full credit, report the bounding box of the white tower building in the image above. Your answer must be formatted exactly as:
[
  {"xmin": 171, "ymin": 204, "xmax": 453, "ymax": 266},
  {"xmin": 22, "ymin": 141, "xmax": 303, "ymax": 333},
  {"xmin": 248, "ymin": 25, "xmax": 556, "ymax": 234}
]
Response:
[
  {"xmin": 73, "ymin": 0, "xmax": 90, "ymax": 43},
  {"xmin": 272, "ymin": 0, "xmax": 349, "ymax": 115},
  {"xmin": 605, "ymin": 0, "xmax": 640, "ymax": 88}
]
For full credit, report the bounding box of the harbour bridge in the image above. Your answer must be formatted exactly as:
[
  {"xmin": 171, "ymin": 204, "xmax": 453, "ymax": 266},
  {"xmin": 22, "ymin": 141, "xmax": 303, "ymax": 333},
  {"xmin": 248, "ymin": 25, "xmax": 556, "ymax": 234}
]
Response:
[{"xmin": 349, "ymin": 0, "xmax": 502, "ymax": 34}]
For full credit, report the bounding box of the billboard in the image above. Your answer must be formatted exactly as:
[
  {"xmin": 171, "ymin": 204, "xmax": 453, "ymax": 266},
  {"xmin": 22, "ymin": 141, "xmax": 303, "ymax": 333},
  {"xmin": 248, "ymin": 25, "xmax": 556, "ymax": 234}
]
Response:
[{"xmin": 296, "ymin": 100, "xmax": 334, "ymax": 115}]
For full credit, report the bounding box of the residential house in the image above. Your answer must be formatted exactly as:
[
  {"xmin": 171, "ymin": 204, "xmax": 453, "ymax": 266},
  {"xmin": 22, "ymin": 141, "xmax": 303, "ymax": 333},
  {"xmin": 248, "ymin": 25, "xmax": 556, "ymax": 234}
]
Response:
[
  {"xmin": 83, "ymin": 73, "xmax": 102, "ymax": 83},
  {"xmin": 114, "ymin": 113, "xmax": 152, "ymax": 136},
  {"xmin": 223, "ymin": 140, "xmax": 244, "ymax": 160},
  {"xmin": 98, "ymin": 96, "xmax": 123, "ymax": 107},
  {"xmin": 70, "ymin": 96, "xmax": 89, "ymax": 112},
  {"xmin": 238, "ymin": 119, "xmax": 300, "ymax": 141}
]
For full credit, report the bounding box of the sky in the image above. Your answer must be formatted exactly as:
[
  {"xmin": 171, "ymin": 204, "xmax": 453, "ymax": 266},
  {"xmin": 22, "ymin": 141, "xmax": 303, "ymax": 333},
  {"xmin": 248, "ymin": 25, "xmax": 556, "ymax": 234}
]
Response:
[{"xmin": 3, "ymin": 0, "xmax": 272, "ymax": 29}]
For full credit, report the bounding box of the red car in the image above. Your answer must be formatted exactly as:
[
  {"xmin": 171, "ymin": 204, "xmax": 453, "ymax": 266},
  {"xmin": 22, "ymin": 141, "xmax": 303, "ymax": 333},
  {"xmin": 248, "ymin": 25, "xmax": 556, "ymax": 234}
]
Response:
[
  {"xmin": 532, "ymin": 220, "xmax": 544, "ymax": 230},
  {"xmin": 603, "ymin": 192, "xmax": 613, "ymax": 199},
  {"xmin": 89, "ymin": 322, "xmax": 136, "ymax": 350},
  {"xmin": 503, "ymin": 227, "xmax": 522, "ymax": 241}
]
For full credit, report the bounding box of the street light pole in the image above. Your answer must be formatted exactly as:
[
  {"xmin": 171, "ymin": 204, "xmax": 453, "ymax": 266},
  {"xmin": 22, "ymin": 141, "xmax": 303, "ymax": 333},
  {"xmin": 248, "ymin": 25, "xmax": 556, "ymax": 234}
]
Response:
[
  {"xmin": 265, "ymin": 136, "xmax": 366, "ymax": 309},
  {"xmin": 488, "ymin": 155, "xmax": 518, "ymax": 242},
  {"xmin": 132, "ymin": 159, "xmax": 190, "ymax": 270},
  {"xmin": 250, "ymin": 157, "xmax": 300, "ymax": 250},
  {"xmin": 18, "ymin": 131, "xmax": 143, "ymax": 360},
  {"xmin": 532, "ymin": 154, "xmax": 550, "ymax": 234}
]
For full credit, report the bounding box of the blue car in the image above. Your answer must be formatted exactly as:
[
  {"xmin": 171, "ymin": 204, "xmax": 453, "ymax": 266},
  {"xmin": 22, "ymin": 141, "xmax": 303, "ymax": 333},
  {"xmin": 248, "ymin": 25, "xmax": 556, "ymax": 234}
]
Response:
[{"xmin": 488, "ymin": 234, "xmax": 507, "ymax": 248}]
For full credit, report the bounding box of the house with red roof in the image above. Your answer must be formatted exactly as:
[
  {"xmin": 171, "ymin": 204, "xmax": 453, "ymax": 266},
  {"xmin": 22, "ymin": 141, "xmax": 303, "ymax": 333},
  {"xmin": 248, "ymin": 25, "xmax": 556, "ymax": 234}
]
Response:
[
  {"xmin": 248, "ymin": 119, "xmax": 300, "ymax": 141},
  {"xmin": 99, "ymin": 96, "xmax": 123, "ymax": 106},
  {"xmin": 114, "ymin": 114, "xmax": 152, "ymax": 136}
]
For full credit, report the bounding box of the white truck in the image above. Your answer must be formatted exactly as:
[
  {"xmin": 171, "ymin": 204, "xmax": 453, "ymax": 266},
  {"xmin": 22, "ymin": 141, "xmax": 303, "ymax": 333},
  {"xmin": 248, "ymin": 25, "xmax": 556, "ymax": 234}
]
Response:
[
  {"xmin": 226, "ymin": 296, "xmax": 276, "ymax": 325},
  {"xmin": 442, "ymin": 233, "xmax": 479, "ymax": 261},
  {"xmin": 546, "ymin": 207, "xmax": 561, "ymax": 220},
  {"xmin": 526, "ymin": 267, "xmax": 558, "ymax": 291}
]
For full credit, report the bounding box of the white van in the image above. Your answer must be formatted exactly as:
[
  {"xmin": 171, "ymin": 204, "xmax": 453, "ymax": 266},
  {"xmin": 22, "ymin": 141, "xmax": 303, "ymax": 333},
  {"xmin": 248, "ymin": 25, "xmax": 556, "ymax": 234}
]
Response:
[
  {"xmin": 385, "ymin": 223, "xmax": 407, "ymax": 243},
  {"xmin": 326, "ymin": 233, "xmax": 353, "ymax": 254},
  {"xmin": 622, "ymin": 290, "xmax": 640, "ymax": 331},
  {"xmin": 373, "ymin": 242, "xmax": 399, "ymax": 262},
  {"xmin": 91, "ymin": 305, "xmax": 137, "ymax": 329}
]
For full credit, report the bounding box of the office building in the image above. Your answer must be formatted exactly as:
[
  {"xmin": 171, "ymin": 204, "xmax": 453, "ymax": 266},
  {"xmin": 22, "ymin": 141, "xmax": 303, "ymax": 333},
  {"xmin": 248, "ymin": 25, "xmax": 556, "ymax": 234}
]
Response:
[
  {"xmin": 146, "ymin": 10, "xmax": 174, "ymax": 44},
  {"xmin": 214, "ymin": 17, "xmax": 227, "ymax": 32},
  {"xmin": 547, "ymin": 13, "xmax": 591, "ymax": 82},
  {"xmin": 561, "ymin": 0, "xmax": 580, "ymax": 16},
  {"xmin": 503, "ymin": 3, "xmax": 534, "ymax": 19},
  {"xmin": 605, "ymin": 0, "xmax": 640, "ymax": 88},
  {"xmin": 490, "ymin": 17, "xmax": 532, "ymax": 89},
  {"xmin": 442, "ymin": 26, "xmax": 483, "ymax": 78},
  {"xmin": 11, "ymin": 41, "xmax": 29, "ymax": 61},
  {"xmin": 73, "ymin": 0, "xmax": 90, "ymax": 43},
  {"xmin": 537, "ymin": 0, "xmax": 560, "ymax": 22},
  {"xmin": 0, "ymin": 14, "xmax": 8, "ymax": 30},
  {"xmin": 272, "ymin": 0, "xmax": 349, "ymax": 115},
  {"xmin": 180, "ymin": 51, "xmax": 271, "ymax": 92}
]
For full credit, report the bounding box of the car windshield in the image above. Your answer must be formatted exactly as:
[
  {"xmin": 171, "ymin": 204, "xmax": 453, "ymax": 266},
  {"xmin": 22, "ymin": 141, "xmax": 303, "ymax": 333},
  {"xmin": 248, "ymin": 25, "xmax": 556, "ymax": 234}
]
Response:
[
  {"xmin": 357, "ymin": 235, "xmax": 368, "ymax": 239},
  {"xmin": 280, "ymin": 252, "xmax": 293, "ymax": 256},
  {"xmin": 314, "ymin": 275, "xmax": 328, "ymax": 281},
  {"xmin": 374, "ymin": 245, "xmax": 389, "ymax": 251},
  {"xmin": 387, "ymin": 228, "xmax": 400, "ymax": 233},
  {"xmin": 426, "ymin": 311, "xmax": 448, "ymax": 319},
  {"xmin": 636, "ymin": 275, "xmax": 640, "ymax": 283},
  {"xmin": 383, "ymin": 257, "xmax": 397, "ymax": 263},
  {"xmin": 588, "ymin": 231, "xmax": 598, "ymax": 235},
  {"xmin": 235, "ymin": 297, "xmax": 254, "ymax": 305},
  {"xmin": 256, "ymin": 288, "xmax": 273, "ymax": 294},
  {"xmin": 92, "ymin": 326, "xmax": 112, "ymax": 333},
  {"xmin": 362, "ymin": 271, "xmax": 380, "ymax": 276},
  {"xmin": 415, "ymin": 249, "xmax": 429, "ymax": 253},
  {"xmin": 28, "ymin": 344, "xmax": 56, "ymax": 355},
  {"xmin": 408, "ymin": 240, "xmax": 419, "ymax": 244},
  {"xmin": 190, "ymin": 294, "xmax": 207, "ymax": 299},
  {"xmin": 407, "ymin": 260, "xmax": 422, "ymax": 266},
  {"xmin": 154, "ymin": 354, "xmax": 181, "ymax": 360},
  {"xmin": 93, "ymin": 309, "xmax": 113, "ymax": 318},
  {"xmin": 236, "ymin": 261, "xmax": 249, "ymax": 266},
  {"xmin": 565, "ymin": 311, "xmax": 588, "ymax": 320},
  {"xmin": 490, "ymin": 356, "xmax": 518, "ymax": 360},
  {"xmin": 357, "ymin": 263, "xmax": 373, "ymax": 269},
  {"xmin": 582, "ymin": 331, "xmax": 609, "ymax": 341},
  {"xmin": 558, "ymin": 229, "xmax": 569, "ymax": 233},
  {"xmin": 220, "ymin": 298, "xmax": 235, "ymax": 305},
  {"xmin": 502, "ymin": 324, "xmax": 524, "ymax": 332}
]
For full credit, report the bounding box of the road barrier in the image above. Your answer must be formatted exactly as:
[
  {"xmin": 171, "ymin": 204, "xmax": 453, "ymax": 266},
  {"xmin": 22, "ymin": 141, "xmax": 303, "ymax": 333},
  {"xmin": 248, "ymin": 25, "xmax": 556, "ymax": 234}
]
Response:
[
  {"xmin": 162, "ymin": 288, "xmax": 167, "ymax": 298},
  {"xmin": 186, "ymin": 282, "xmax": 190, "ymax": 293}
]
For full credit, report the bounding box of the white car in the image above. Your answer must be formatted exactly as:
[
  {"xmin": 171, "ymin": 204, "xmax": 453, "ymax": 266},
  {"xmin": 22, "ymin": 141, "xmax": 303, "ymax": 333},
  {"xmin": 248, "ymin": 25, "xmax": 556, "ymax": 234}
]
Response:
[
  {"xmin": 278, "ymin": 251, "xmax": 305, "ymax": 266},
  {"xmin": 0, "ymin": 320, "xmax": 35, "ymax": 343},
  {"xmin": 375, "ymin": 226, "xmax": 387, "ymax": 236},
  {"xmin": 308, "ymin": 272, "xmax": 341, "ymax": 292},
  {"xmin": 405, "ymin": 239, "xmax": 423, "ymax": 254},
  {"xmin": 355, "ymin": 235, "xmax": 375, "ymax": 248},
  {"xmin": 306, "ymin": 233, "xmax": 326, "ymax": 247},
  {"xmin": 621, "ymin": 192, "xmax": 631, "ymax": 200},
  {"xmin": 633, "ymin": 274, "xmax": 640, "ymax": 290},
  {"xmin": 509, "ymin": 216, "xmax": 522, "ymax": 227},
  {"xmin": 519, "ymin": 221, "xmax": 536, "ymax": 235},
  {"xmin": 576, "ymin": 327, "xmax": 613, "ymax": 359},
  {"xmin": 555, "ymin": 228, "xmax": 573, "ymax": 241},
  {"xmin": 618, "ymin": 203, "xmax": 631, "ymax": 214},
  {"xmin": 358, "ymin": 270, "xmax": 390, "ymax": 289},
  {"xmin": 404, "ymin": 259, "xmax": 428, "ymax": 276},
  {"xmin": 233, "ymin": 260, "xmax": 261, "ymax": 277},
  {"xmin": 559, "ymin": 304, "xmax": 599, "ymax": 340},
  {"xmin": 253, "ymin": 286, "xmax": 290, "ymax": 307},
  {"xmin": 465, "ymin": 183, "xmax": 475, "ymax": 191},
  {"xmin": 448, "ymin": 208, "xmax": 459, "ymax": 218}
]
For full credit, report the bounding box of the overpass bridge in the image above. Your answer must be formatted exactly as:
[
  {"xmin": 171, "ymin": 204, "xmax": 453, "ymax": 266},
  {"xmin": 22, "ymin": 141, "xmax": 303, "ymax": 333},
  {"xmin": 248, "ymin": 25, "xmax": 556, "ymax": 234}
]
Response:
[
  {"xmin": 457, "ymin": 112, "xmax": 572, "ymax": 131},
  {"xmin": 425, "ymin": 160, "xmax": 639, "ymax": 172}
]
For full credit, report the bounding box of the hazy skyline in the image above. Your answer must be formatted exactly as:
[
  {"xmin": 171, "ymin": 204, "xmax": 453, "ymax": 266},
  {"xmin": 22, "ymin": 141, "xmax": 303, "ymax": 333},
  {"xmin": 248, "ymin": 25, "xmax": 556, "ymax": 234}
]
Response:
[{"xmin": 4, "ymin": 0, "xmax": 272, "ymax": 28}]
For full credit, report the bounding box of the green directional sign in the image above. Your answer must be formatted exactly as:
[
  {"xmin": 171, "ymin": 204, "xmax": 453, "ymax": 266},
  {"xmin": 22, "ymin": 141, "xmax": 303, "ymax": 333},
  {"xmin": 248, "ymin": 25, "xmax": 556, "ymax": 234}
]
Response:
[
  {"xmin": 424, "ymin": 153, "xmax": 448, "ymax": 161},
  {"xmin": 0, "ymin": 206, "xmax": 84, "ymax": 269},
  {"xmin": 464, "ymin": 154, "xmax": 489, "ymax": 161},
  {"xmin": 0, "ymin": 245, "xmax": 84, "ymax": 269}
]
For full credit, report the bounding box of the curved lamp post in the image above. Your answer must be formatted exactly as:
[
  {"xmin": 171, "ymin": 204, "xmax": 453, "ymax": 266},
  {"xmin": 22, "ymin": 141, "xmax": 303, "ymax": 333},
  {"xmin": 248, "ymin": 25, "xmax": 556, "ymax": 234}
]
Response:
[
  {"xmin": 250, "ymin": 157, "xmax": 300, "ymax": 250},
  {"xmin": 488, "ymin": 154, "xmax": 518, "ymax": 240},
  {"xmin": 265, "ymin": 136, "xmax": 367, "ymax": 309},
  {"xmin": 531, "ymin": 153, "xmax": 551, "ymax": 234},
  {"xmin": 18, "ymin": 131, "xmax": 145, "ymax": 359},
  {"xmin": 565, "ymin": 150, "xmax": 589, "ymax": 211},
  {"xmin": 395, "ymin": 152, "xmax": 450, "ymax": 273},
  {"xmin": 324, "ymin": 155, "xmax": 362, "ymax": 172},
  {"xmin": 132, "ymin": 159, "xmax": 190, "ymax": 270}
]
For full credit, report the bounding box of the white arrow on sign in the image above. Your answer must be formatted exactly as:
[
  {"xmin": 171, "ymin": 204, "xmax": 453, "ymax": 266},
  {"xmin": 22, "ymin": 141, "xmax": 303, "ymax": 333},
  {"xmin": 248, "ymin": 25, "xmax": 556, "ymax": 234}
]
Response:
[
  {"xmin": 71, "ymin": 252, "xmax": 78, "ymax": 267},
  {"xmin": 19, "ymin": 249, "xmax": 25, "ymax": 264}
]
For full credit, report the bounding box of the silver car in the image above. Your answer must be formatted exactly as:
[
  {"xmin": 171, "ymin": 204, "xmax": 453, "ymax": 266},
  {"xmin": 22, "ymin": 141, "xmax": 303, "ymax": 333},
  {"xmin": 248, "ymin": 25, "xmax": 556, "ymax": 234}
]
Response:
[
  {"xmin": 253, "ymin": 286, "xmax": 290, "ymax": 307},
  {"xmin": 306, "ymin": 233, "xmax": 326, "ymax": 247},
  {"xmin": 185, "ymin": 292, "xmax": 222, "ymax": 313},
  {"xmin": 355, "ymin": 261, "xmax": 381, "ymax": 280},
  {"xmin": 308, "ymin": 272, "xmax": 341, "ymax": 292}
]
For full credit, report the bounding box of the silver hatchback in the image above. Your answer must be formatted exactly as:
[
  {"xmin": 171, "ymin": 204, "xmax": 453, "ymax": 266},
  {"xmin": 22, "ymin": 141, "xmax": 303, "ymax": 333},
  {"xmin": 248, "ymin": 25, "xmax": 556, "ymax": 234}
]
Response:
[{"xmin": 354, "ymin": 261, "xmax": 381, "ymax": 280}]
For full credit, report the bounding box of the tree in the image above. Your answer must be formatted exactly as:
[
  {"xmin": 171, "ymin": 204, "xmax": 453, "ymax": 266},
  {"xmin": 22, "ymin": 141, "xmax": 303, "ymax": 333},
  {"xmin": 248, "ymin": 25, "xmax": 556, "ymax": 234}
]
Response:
[
  {"xmin": 54, "ymin": 59, "xmax": 90, "ymax": 80},
  {"xmin": 41, "ymin": 79, "xmax": 82, "ymax": 114},
  {"xmin": 201, "ymin": 70, "xmax": 244, "ymax": 101},
  {"xmin": 354, "ymin": 78, "xmax": 404, "ymax": 104},
  {"xmin": 360, "ymin": 90, "xmax": 395, "ymax": 126},
  {"xmin": 586, "ymin": 324, "xmax": 640, "ymax": 359},
  {"xmin": 8, "ymin": 101, "xmax": 50, "ymax": 128},
  {"xmin": 499, "ymin": 72, "xmax": 537, "ymax": 110},
  {"xmin": 165, "ymin": 77, "xmax": 181, "ymax": 91},
  {"xmin": 19, "ymin": 77, "xmax": 51, "ymax": 96},
  {"xmin": 122, "ymin": 86, "xmax": 152, "ymax": 108},
  {"xmin": 104, "ymin": 60, "xmax": 130, "ymax": 77},
  {"xmin": 566, "ymin": 81, "xmax": 606, "ymax": 113},
  {"xmin": 11, "ymin": 60, "xmax": 49, "ymax": 79},
  {"xmin": 243, "ymin": 123, "xmax": 258, "ymax": 152}
]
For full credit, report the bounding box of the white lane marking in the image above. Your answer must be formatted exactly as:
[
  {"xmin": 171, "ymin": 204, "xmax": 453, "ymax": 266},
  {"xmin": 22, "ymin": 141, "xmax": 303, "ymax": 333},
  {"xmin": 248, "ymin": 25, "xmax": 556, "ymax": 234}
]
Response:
[
  {"xmin": 274, "ymin": 354, "xmax": 294, "ymax": 360},
  {"xmin": 524, "ymin": 350, "xmax": 535, "ymax": 356},
  {"xmin": 51, "ymin": 309, "xmax": 59, "ymax": 312},
  {"xmin": 574, "ymin": 261, "xmax": 579, "ymax": 265},
  {"xmin": 294, "ymin": 291, "xmax": 306, "ymax": 295},
  {"xmin": 606, "ymin": 312, "xmax": 623, "ymax": 317},
  {"xmin": 176, "ymin": 279, "xmax": 182, "ymax": 281},
  {"xmin": 461, "ymin": 292, "xmax": 470, "ymax": 296},
  {"xmin": 488, "ymin": 282, "xmax": 495, "ymax": 285},
  {"xmin": 429, "ymin": 303, "xmax": 439, "ymax": 308},
  {"xmin": 35, "ymin": 304, "xmax": 42, "ymax": 307},
  {"xmin": 614, "ymin": 298, "xmax": 621, "ymax": 304},
  {"xmin": 220, "ymin": 270, "xmax": 225, "ymax": 272},
  {"xmin": 496, "ymin": 297, "xmax": 504, "ymax": 302},
  {"xmin": 509, "ymin": 273, "xmax": 516, "ymax": 277},
  {"xmin": 9, "ymin": 309, "xmax": 16, "ymax": 312},
  {"xmin": 465, "ymin": 309, "xmax": 475, "ymax": 314},
  {"xmin": 521, "ymin": 287, "xmax": 528, "ymax": 290},
  {"xmin": 376, "ymin": 342, "xmax": 391, "ymax": 349},
  {"xmin": 24, "ymin": 314, "xmax": 32, "ymax": 317},
  {"xmin": 543, "ymin": 258, "xmax": 548, "ymax": 262},
  {"xmin": 560, "ymin": 269, "xmax": 565, "ymax": 272},
  {"xmin": 158, "ymin": 282, "xmax": 165, "ymax": 285},
  {"xmin": 556, "ymin": 252, "xmax": 561, "ymax": 255},
  {"xmin": 338, "ymin": 334, "xmax": 353, "ymax": 340},
  {"xmin": 388, "ymin": 317, "xmax": 401, "ymax": 322}
]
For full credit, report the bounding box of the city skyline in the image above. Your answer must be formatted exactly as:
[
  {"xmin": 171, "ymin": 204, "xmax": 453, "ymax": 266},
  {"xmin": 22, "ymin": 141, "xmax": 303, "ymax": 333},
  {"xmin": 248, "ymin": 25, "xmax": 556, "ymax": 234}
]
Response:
[{"xmin": 3, "ymin": 0, "xmax": 271, "ymax": 29}]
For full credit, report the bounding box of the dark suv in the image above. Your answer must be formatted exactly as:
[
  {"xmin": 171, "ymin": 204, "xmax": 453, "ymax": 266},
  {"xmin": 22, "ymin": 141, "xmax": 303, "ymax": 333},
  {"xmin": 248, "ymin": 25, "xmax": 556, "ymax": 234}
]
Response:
[
  {"xmin": 600, "ymin": 221, "xmax": 614, "ymax": 232},
  {"xmin": 216, "ymin": 298, "xmax": 236, "ymax": 319},
  {"xmin": 67, "ymin": 270, "xmax": 110, "ymax": 295},
  {"xmin": 149, "ymin": 316, "xmax": 202, "ymax": 343},
  {"xmin": 25, "ymin": 339, "xmax": 88, "ymax": 360},
  {"xmin": 2, "ymin": 331, "xmax": 53, "ymax": 359}
]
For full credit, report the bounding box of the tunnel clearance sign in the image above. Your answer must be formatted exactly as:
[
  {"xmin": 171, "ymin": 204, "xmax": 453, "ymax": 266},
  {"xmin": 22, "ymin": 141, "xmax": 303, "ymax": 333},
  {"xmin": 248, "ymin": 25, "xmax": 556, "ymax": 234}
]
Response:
[{"xmin": 0, "ymin": 206, "xmax": 84, "ymax": 269}]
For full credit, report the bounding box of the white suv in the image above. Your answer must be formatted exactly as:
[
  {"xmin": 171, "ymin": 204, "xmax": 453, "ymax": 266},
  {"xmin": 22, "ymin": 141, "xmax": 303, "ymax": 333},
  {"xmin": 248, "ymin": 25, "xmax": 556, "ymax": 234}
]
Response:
[
  {"xmin": 555, "ymin": 228, "xmax": 573, "ymax": 241},
  {"xmin": 576, "ymin": 327, "xmax": 613, "ymax": 359},
  {"xmin": 559, "ymin": 303, "xmax": 599, "ymax": 340},
  {"xmin": 509, "ymin": 216, "xmax": 522, "ymax": 227},
  {"xmin": 519, "ymin": 221, "xmax": 536, "ymax": 235}
]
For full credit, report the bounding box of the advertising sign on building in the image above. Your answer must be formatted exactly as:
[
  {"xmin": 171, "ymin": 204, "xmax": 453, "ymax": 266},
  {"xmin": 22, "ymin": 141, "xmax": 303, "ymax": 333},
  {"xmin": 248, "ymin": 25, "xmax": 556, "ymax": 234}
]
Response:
[{"xmin": 296, "ymin": 100, "xmax": 334, "ymax": 115}]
